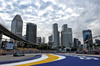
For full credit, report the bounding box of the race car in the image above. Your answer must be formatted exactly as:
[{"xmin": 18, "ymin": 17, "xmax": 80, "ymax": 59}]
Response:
[{"xmin": 13, "ymin": 53, "xmax": 25, "ymax": 57}]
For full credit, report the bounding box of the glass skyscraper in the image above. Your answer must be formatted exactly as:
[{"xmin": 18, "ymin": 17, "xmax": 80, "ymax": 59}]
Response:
[
  {"xmin": 26, "ymin": 23, "xmax": 37, "ymax": 44},
  {"xmin": 11, "ymin": 14, "xmax": 23, "ymax": 38},
  {"xmin": 68, "ymin": 28, "xmax": 72, "ymax": 47},
  {"xmin": 52, "ymin": 23, "xmax": 59, "ymax": 49},
  {"xmin": 83, "ymin": 29, "xmax": 93, "ymax": 44},
  {"xmin": 61, "ymin": 24, "xmax": 69, "ymax": 48}
]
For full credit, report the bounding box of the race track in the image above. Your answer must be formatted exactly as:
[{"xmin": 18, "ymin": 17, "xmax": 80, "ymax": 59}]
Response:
[{"xmin": 0, "ymin": 54, "xmax": 100, "ymax": 66}]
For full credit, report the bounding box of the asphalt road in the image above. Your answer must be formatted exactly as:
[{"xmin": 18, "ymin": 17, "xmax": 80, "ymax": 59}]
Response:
[
  {"xmin": 0, "ymin": 53, "xmax": 100, "ymax": 66},
  {"xmin": 35, "ymin": 54, "xmax": 100, "ymax": 66},
  {"xmin": 0, "ymin": 54, "xmax": 39, "ymax": 62}
]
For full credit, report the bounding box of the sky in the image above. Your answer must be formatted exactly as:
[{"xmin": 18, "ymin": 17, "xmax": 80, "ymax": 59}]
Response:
[{"xmin": 0, "ymin": 0, "xmax": 100, "ymax": 43}]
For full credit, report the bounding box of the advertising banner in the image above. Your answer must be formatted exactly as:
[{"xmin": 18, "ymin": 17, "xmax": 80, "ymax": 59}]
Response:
[{"xmin": 5, "ymin": 43, "xmax": 13, "ymax": 49}]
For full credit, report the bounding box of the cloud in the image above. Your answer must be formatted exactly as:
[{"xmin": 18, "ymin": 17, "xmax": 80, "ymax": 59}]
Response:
[{"xmin": 0, "ymin": 0, "xmax": 100, "ymax": 43}]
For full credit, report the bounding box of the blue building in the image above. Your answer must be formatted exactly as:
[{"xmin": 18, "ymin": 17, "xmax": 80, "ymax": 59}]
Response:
[{"xmin": 83, "ymin": 29, "xmax": 93, "ymax": 44}]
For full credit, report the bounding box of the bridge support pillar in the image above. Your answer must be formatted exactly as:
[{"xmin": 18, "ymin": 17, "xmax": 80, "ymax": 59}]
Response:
[
  {"xmin": 14, "ymin": 40, "xmax": 17, "ymax": 48},
  {"xmin": 0, "ymin": 31, "xmax": 3, "ymax": 48}
]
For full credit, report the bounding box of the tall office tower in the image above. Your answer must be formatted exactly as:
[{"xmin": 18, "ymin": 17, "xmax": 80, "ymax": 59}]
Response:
[
  {"xmin": 68, "ymin": 28, "xmax": 72, "ymax": 47},
  {"xmin": 42, "ymin": 37, "xmax": 45, "ymax": 44},
  {"xmin": 52, "ymin": 23, "xmax": 59, "ymax": 49},
  {"xmin": 37, "ymin": 37, "xmax": 41, "ymax": 45},
  {"xmin": 48, "ymin": 35, "xmax": 53, "ymax": 46},
  {"xmin": 22, "ymin": 35, "xmax": 26, "ymax": 40},
  {"xmin": 26, "ymin": 23, "xmax": 37, "ymax": 44},
  {"xmin": 83, "ymin": 29, "xmax": 93, "ymax": 44},
  {"xmin": 11, "ymin": 14, "xmax": 23, "ymax": 38},
  {"xmin": 74, "ymin": 38, "xmax": 78, "ymax": 48},
  {"xmin": 58, "ymin": 31, "xmax": 60, "ymax": 47},
  {"xmin": 49, "ymin": 35, "xmax": 53, "ymax": 42},
  {"xmin": 61, "ymin": 24, "xmax": 69, "ymax": 48}
]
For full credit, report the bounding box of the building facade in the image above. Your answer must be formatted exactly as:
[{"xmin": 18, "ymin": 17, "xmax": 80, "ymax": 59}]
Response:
[
  {"xmin": 11, "ymin": 14, "xmax": 23, "ymax": 38},
  {"xmin": 52, "ymin": 23, "xmax": 59, "ymax": 49},
  {"xmin": 67, "ymin": 28, "xmax": 72, "ymax": 47},
  {"xmin": 49, "ymin": 35, "xmax": 53, "ymax": 42},
  {"xmin": 26, "ymin": 23, "xmax": 37, "ymax": 44},
  {"xmin": 37, "ymin": 37, "xmax": 41, "ymax": 45},
  {"xmin": 95, "ymin": 39, "xmax": 100, "ymax": 45},
  {"xmin": 83, "ymin": 29, "xmax": 93, "ymax": 44},
  {"xmin": 42, "ymin": 37, "xmax": 45, "ymax": 44},
  {"xmin": 61, "ymin": 24, "xmax": 69, "ymax": 48},
  {"xmin": 74, "ymin": 38, "xmax": 79, "ymax": 48}
]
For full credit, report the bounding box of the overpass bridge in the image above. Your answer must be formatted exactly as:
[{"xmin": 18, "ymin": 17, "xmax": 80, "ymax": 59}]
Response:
[{"xmin": 0, "ymin": 24, "xmax": 31, "ymax": 48}]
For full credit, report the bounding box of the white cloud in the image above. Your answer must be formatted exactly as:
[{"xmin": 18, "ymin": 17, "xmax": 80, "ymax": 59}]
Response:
[
  {"xmin": 0, "ymin": 0, "xmax": 100, "ymax": 43},
  {"xmin": 35, "ymin": 1, "xmax": 40, "ymax": 8},
  {"xmin": 19, "ymin": 0, "xmax": 31, "ymax": 5},
  {"xmin": 66, "ymin": 8, "xmax": 73, "ymax": 13},
  {"xmin": 43, "ymin": 0, "xmax": 57, "ymax": 5}
]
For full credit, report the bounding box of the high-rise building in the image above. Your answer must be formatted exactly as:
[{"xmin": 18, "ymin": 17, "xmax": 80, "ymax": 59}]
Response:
[
  {"xmin": 37, "ymin": 37, "xmax": 41, "ymax": 45},
  {"xmin": 48, "ymin": 35, "xmax": 53, "ymax": 46},
  {"xmin": 49, "ymin": 35, "xmax": 53, "ymax": 42},
  {"xmin": 95, "ymin": 39, "xmax": 100, "ymax": 45},
  {"xmin": 26, "ymin": 23, "xmax": 37, "ymax": 44},
  {"xmin": 58, "ymin": 31, "xmax": 60, "ymax": 47},
  {"xmin": 83, "ymin": 29, "xmax": 93, "ymax": 44},
  {"xmin": 42, "ymin": 37, "xmax": 45, "ymax": 44},
  {"xmin": 11, "ymin": 14, "xmax": 23, "ymax": 38},
  {"xmin": 74, "ymin": 38, "xmax": 79, "ymax": 48},
  {"xmin": 68, "ymin": 28, "xmax": 72, "ymax": 47},
  {"xmin": 61, "ymin": 24, "xmax": 69, "ymax": 48},
  {"xmin": 52, "ymin": 23, "xmax": 59, "ymax": 49},
  {"xmin": 22, "ymin": 35, "xmax": 26, "ymax": 40}
]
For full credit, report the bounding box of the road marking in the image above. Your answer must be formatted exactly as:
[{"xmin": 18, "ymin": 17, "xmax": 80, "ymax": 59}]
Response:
[
  {"xmin": 15, "ymin": 54, "xmax": 59, "ymax": 66},
  {"xmin": 0, "ymin": 54, "xmax": 48, "ymax": 66},
  {"xmin": 65, "ymin": 54, "xmax": 99, "ymax": 60},
  {"xmin": 0, "ymin": 54, "xmax": 66, "ymax": 66}
]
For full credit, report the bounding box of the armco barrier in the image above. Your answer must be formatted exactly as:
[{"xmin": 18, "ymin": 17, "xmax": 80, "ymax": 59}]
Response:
[{"xmin": 0, "ymin": 55, "xmax": 41, "ymax": 64}]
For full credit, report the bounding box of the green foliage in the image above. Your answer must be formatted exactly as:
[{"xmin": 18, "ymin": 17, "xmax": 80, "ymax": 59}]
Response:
[
  {"xmin": 37, "ymin": 44, "xmax": 50, "ymax": 50},
  {"xmin": 71, "ymin": 47, "xmax": 77, "ymax": 51}
]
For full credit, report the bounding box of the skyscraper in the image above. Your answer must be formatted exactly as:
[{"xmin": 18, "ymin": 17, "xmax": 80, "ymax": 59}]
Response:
[
  {"xmin": 11, "ymin": 14, "xmax": 23, "ymax": 38},
  {"xmin": 74, "ymin": 38, "xmax": 78, "ymax": 48},
  {"xmin": 48, "ymin": 35, "xmax": 53, "ymax": 46},
  {"xmin": 68, "ymin": 28, "xmax": 72, "ymax": 47},
  {"xmin": 61, "ymin": 24, "xmax": 69, "ymax": 48},
  {"xmin": 52, "ymin": 23, "xmax": 59, "ymax": 49},
  {"xmin": 26, "ymin": 23, "xmax": 37, "ymax": 44},
  {"xmin": 58, "ymin": 31, "xmax": 60, "ymax": 47},
  {"xmin": 37, "ymin": 37, "xmax": 41, "ymax": 45},
  {"xmin": 42, "ymin": 37, "xmax": 45, "ymax": 44},
  {"xmin": 83, "ymin": 29, "xmax": 93, "ymax": 44},
  {"xmin": 49, "ymin": 35, "xmax": 53, "ymax": 42}
]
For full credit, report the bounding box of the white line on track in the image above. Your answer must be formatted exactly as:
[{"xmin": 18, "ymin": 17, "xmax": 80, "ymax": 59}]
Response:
[
  {"xmin": 0, "ymin": 54, "xmax": 66, "ymax": 66},
  {"xmin": 0, "ymin": 54, "xmax": 48, "ymax": 66}
]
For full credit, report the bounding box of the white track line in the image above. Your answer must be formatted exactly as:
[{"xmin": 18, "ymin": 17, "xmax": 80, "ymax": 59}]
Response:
[
  {"xmin": 0, "ymin": 54, "xmax": 48, "ymax": 66},
  {"xmin": 0, "ymin": 54, "xmax": 66, "ymax": 66}
]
